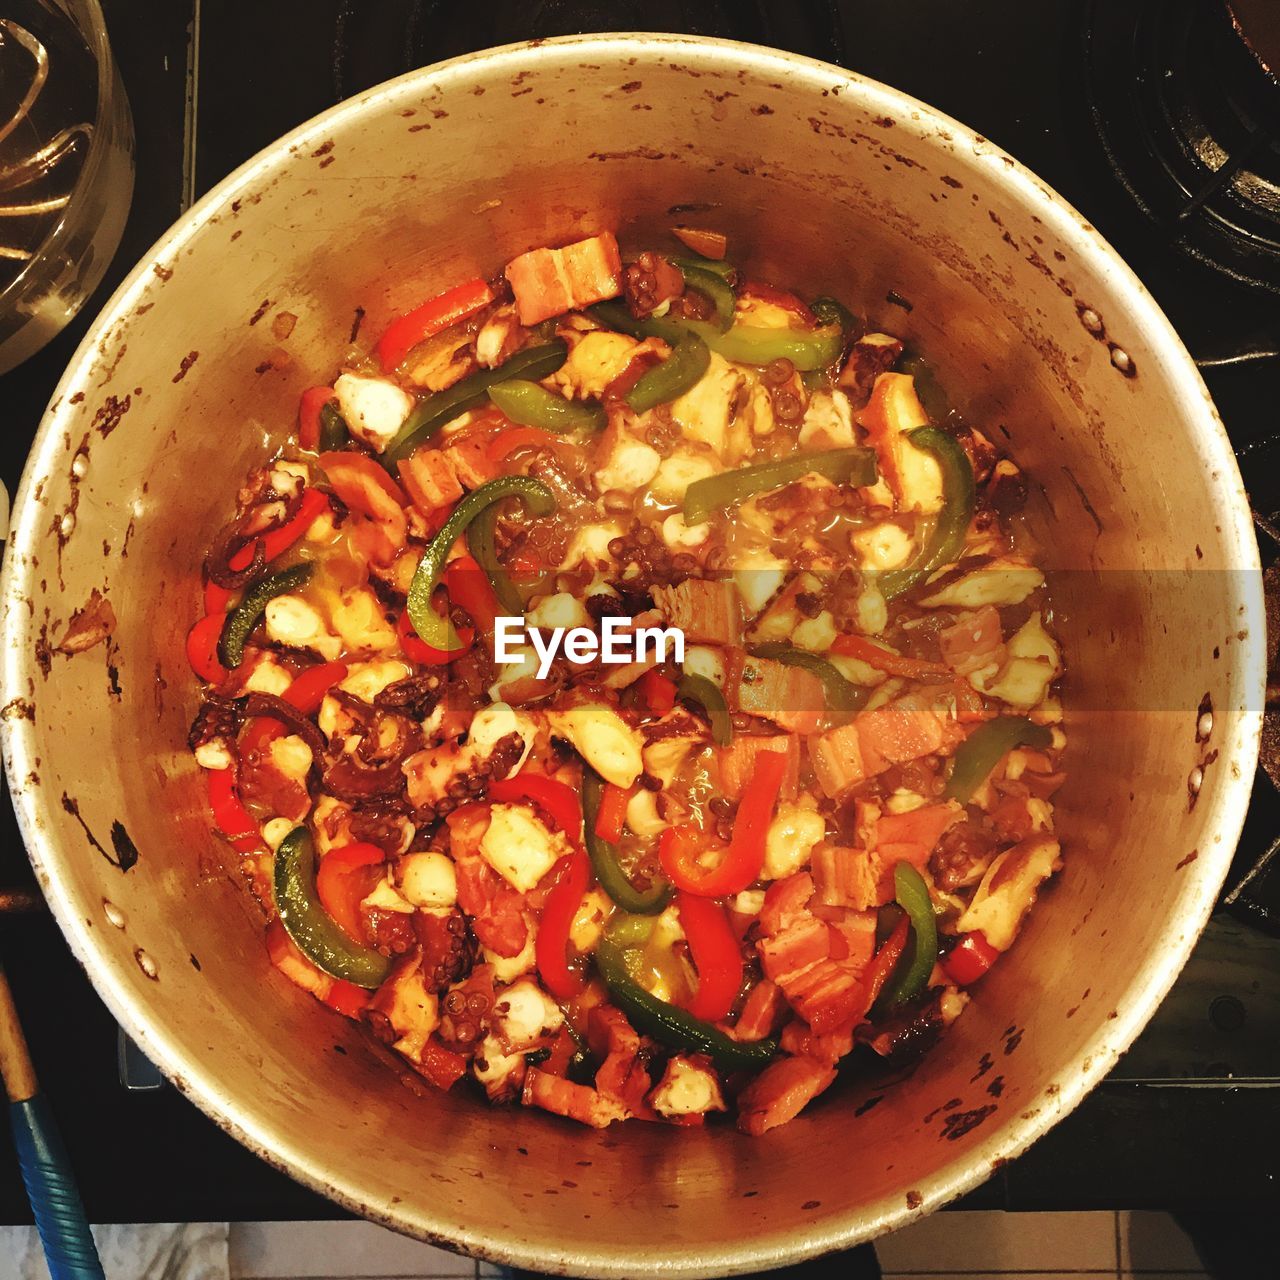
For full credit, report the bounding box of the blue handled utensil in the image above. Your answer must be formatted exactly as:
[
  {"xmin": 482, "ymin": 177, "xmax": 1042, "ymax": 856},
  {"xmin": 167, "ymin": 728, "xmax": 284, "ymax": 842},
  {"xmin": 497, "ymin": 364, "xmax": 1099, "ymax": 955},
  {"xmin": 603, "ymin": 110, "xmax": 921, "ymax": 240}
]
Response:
[{"xmin": 0, "ymin": 965, "xmax": 104, "ymax": 1279}]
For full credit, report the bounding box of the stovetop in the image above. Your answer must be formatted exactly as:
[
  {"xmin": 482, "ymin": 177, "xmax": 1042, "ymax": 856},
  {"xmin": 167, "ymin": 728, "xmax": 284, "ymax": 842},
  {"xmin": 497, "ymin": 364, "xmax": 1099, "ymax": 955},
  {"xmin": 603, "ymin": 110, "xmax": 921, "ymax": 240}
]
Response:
[{"xmin": 0, "ymin": 0, "xmax": 1276, "ymax": 1223}]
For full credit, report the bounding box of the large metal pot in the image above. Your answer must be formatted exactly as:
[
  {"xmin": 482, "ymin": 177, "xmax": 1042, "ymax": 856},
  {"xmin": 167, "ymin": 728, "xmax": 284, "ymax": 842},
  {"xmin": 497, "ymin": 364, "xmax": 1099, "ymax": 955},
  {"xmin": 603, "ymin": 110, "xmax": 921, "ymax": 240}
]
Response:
[{"xmin": 0, "ymin": 34, "xmax": 1263, "ymax": 1277}]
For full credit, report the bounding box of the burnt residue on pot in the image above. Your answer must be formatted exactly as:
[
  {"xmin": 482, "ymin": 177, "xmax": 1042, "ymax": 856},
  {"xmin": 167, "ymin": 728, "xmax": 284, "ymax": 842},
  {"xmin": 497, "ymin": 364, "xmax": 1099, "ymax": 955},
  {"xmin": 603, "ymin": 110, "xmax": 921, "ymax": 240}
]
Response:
[
  {"xmin": 349, "ymin": 306, "xmax": 366, "ymax": 343},
  {"xmin": 1, "ymin": 698, "xmax": 35, "ymax": 723},
  {"xmin": 249, "ymin": 299, "xmax": 271, "ymax": 325},
  {"xmin": 91, "ymin": 391, "xmax": 132, "ymax": 438},
  {"xmin": 55, "ymin": 588, "xmax": 116, "ymax": 655},
  {"xmin": 1197, "ymin": 693, "xmax": 1215, "ymax": 741},
  {"xmin": 1060, "ymin": 466, "xmax": 1104, "ymax": 536},
  {"xmin": 61, "ymin": 794, "xmax": 137, "ymax": 871},
  {"xmin": 940, "ymin": 1105, "xmax": 997, "ymax": 1141},
  {"xmin": 971, "ymin": 1053, "xmax": 994, "ymax": 1082},
  {"xmin": 34, "ymin": 618, "xmax": 52, "ymax": 678},
  {"xmin": 1176, "ymin": 849, "xmax": 1200, "ymax": 870},
  {"xmin": 172, "ymin": 351, "xmax": 199, "ymax": 383}
]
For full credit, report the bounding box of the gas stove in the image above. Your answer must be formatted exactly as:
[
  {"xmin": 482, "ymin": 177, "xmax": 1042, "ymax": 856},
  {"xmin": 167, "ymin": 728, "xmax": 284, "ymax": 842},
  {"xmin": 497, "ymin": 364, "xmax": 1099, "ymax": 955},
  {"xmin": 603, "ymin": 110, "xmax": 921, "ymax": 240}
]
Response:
[{"xmin": 0, "ymin": 0, "xmax": 1275, "ymax": 1225}]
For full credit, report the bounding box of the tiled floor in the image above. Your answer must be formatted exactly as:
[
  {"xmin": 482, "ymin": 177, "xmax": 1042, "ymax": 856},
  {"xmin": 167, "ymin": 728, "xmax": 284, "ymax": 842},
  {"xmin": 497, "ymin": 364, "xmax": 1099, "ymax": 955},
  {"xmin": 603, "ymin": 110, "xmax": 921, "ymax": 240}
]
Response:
[{"xmin": 0, "ymin": 1211, "xmax": 1215, "ymax": 1279}]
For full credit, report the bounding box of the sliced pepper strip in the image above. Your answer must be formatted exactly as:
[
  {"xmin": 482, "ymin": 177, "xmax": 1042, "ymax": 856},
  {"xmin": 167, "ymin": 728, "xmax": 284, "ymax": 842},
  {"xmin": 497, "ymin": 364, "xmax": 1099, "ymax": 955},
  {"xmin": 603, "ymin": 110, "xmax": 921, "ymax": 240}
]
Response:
[
  {"xmin": 298, "ymin": 386, "xmax": 336, "ymax": 451},
  {"xmin": 639, "ymin": 669, "xmax": 677, "ymax": 717},
  {"xmin": 749, "ymin": 643, "xmax": 868, "ymax": 718},
  {"xmin": 208, "ymin": 767, "xmax": 261, "ymax": 853},
  {"xmin": 274, "ymin": 826, "xmax": 391, "ymax": 989},
  {"xmin": 658, "ymin": 748, "xmax": 786, "ymax": 898},
  {"xmin": 595, "ymin": 933, "xmax": 776, "ymax": 1072},
  {"xmin": 488, "ymin": 379, "xmax": 605, "ymax": 432},
  {"xmin": 487, "ymin": 425, "xmax": 561, "ymax": 463},
  {"xmin": 382, "ymin": 339, "xmax": 569, "ymax": 469},
  {"xmin": 583, "ymin": 771, "xmax": 670, "ymax": 915},
  {"xmin": 942, "ymin": 931, "xmax": 999, "ymax": 986},
  {"xmin": 465, "ymin": 502, "xmax": 522, "ymax": 617},
  {"xmin": 676, "ymin": 672, "xmax": 732, "ymax": 746},
  {"xmin": 226, "ymin": 488, "xmax": 329, "ymax": 574},
  {"xmin": 678, "ymin": 265, "xmax": 735, "ymax": 332},
  {"xmin": 444, "ymin": 551, "xmax": 507, "ymax": 638},
  {"xmin": 396, "ymin": 607, "xmax": 472, "ymax": 665},
  {"xmin": 318, "ymin": 402, "xmax": 350, "ymax": 451},
  {"xmin": 861, "ymin": 913, "xmax": 910, "ymax": 1012},
  {"xmin": 676, "ymin": 891, "xmax": 743, "ymax": 1023},
  {"xmin": 625, "ymin": 333, "xmax": 711, "ymax": 413},
  {"xmin": 876, "ymin": 427, "xmax": 976, "ymax": 600},
  {"xmin": 944, "ymin": 716, "xmax": 1052, "ymax": 804},
  {"xmin": 315, "ymin": 841, "xmax": 385, "ymax": 943},
  {"xmin": 488, "ymin": 773, "xmax": 583, "ymax": 845},
  {"xmin": 376, "ymin": 277, "xmax": 494, "ymax": 372},
  {"xmin": 187, "ymin": 614, "xmax": 228, "ymax": 684},
  {"xmin": 535, "ymin": 849, "xmax": 591, "ymax": 1000},
  {"xmin": 830, "ymin": 634, "xmax": 952, "ymax": 680},
  {"xmin": 884, "ymin": 862, "xmax": 939, "ymax": 1006},
  {"xmin": 406, "ymin": 478, "xmax": 555, "ymax": 652},
  {"xmin": 218, "ymin": 562, "xmax": 313, "ymax": 670},
  {"xmin": 593, "ymin": 780, "xmax": 633, "ymax": 845},
  {"xmin": 683, "ymin": 447, "xmax": 877, "ymax": 525},
  {"xmin": 591, "ymin": 301, "xmax": 842, "ymax": 371}
]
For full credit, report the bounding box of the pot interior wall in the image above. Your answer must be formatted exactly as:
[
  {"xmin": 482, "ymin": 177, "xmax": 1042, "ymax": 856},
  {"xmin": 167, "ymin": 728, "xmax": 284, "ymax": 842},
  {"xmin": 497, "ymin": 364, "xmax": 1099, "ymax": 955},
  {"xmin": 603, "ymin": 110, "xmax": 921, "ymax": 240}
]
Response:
[{"xmin": 0, "ymin": 37, "xmax": 1259, "ymax": 1277}]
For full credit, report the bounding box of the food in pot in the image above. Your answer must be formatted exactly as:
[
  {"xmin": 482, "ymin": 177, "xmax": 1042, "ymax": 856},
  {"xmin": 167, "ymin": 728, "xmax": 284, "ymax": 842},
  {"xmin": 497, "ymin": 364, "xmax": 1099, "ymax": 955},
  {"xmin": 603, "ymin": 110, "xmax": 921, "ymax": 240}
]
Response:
[{"xmin": 185, "ymin": 229, "xmax": 1065, "ymax": 1134}]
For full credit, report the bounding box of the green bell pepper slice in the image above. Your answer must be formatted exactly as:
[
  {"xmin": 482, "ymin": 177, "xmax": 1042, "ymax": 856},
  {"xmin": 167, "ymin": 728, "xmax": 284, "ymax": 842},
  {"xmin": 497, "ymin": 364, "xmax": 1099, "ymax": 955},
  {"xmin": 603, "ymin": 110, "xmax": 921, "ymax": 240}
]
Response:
[
  {"xmin": 810, "ymin": 294, "xmax": 857, "ymax": 336},
  {"xmin": 595, "ymin": 932, "xmax": 777, "ymax": 1072},
  {"xmin": 678, "ymin": 264, "xmax": 735, "ymax": 332},
  {"xmin": 625, "ymin": 333, "xmax": 711, "ymax": 414},
  {"xmin": 670, "ymin": 255, "xmax": 736, "ymax": 283},
  {"xmin": 884, "ymin": 861, "xmax": 938, "ymax": 1006},
  {"xmin": 488, "ymin": 379, "xmax": 605, "ymax": 432},
  {"xmin": 749, "ymin": 643, "xmax": 869, "ymax": 719},
  {"xmin": 218, "ymin": 562, "xmax": 313, "ymax": 670},
  {"xmin": 676, "ymin": 672, "xmax": 733, "ymax": 746},
  {"xmin": 590, "ymin": 302, "xmax": 843, "ymax": 372},
  {"xmin": 683, "ymin": 446, "xmax": 877, "ymax": 525},
  {"xmin": 407, "ymin": 475, "xmax": 556, "ymax": 651},
  {"xmin": 945, "ymin": 716, "xmax": 1053, "ymax": 804},
  {"xmin": 274, "ymin": 826, "xmax": 391, "ymax": 989},
  {"xmin": 382, "ymin": 339, "xmax": 569, "ymax": 469},
  {"xmin": 318, "ymin": 402, "xmax": 350, "ymax": 451},
  {"xmin": 464, "ymin": 501, "xmax": 522, "ymax": 617},
  {"xmin": 876, "ymin": 427, "xmax": 976, "ymax": 601},
  {"xmin": 582, "ymin": 770, "xmax": 671, "ymax": 915}
]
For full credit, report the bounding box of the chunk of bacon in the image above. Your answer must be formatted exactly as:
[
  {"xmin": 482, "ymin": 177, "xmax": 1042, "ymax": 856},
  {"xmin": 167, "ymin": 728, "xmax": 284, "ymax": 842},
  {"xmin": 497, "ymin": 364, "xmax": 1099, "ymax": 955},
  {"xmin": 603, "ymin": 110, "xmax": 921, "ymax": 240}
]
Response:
[
  {"xmin": 446, "ymin": 808, "xmax": 529, "ymax": 958},
  {"xmin": 589, "ymin": 1006, "xmax": 657, "ymax": 1119},
  {"xmin": 811, "ymin": 843, "xmax": 883, "ymax": 911},
  {"xmin": 505, "ymin": 232, "xmax": 623, "ymax": 326},
  {"xmin": 938, "ymin": 606, "xmax": 1005, "ymax": 677},
  {"xmin": 759, "ymin": 914, "xmax": 830, "ymax": 988},
  {"xmin": 714, "ymin": 734, "xmax": 801, "ymax": 802},
  {"xmin": 758, "ymin": 871, "xmax": 816, "ymax": 936},
  {"xmin": 652, "ymin": 579, "xmax": 743, "ymax": 646},
  {"xmin": 808, "ymin": 693, "xmax": 963, "ymax": 798},
  {"xmin": 735, "ymin": 1055, "xmax": 837, "ymax": 1135},
  {"xmin": 734, "ymin": 979, "xmax": 786, "ymax": 1042},
  {"xmin": 522, "ymin": 1068, "xmax": 626, "ymax": 1129},
  {"xmin": 397, "ymin": 448, "xmax": 462, "ymax": 517},
  {"xmin": 724, "ymin": 651, "xmax": 825, "ymax": 735}
]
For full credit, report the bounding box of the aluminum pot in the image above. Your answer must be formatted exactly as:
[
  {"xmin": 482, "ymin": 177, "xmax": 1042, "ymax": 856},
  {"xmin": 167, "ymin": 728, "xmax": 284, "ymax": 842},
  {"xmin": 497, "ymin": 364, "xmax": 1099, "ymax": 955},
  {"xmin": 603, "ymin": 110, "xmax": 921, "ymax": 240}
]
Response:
[{"xmin": 0, "ymin": 34, "xmax": 1263, "ymax": 1277}]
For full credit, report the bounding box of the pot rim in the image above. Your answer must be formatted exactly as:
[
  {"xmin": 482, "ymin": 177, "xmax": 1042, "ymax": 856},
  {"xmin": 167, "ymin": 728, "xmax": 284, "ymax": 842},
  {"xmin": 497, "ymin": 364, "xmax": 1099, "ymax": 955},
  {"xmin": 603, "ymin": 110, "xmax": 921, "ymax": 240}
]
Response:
[{"xmin": 0, "ymin": 32, "xmax": 1264, "ymax": 1277}]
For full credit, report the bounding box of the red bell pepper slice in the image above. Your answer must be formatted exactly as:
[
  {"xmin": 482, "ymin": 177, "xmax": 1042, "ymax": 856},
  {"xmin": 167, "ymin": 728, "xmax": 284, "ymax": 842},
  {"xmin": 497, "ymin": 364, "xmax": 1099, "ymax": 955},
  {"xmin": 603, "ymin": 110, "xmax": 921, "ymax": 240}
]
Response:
[
  {"xmin": 241, "ymin": 660, "xmax": 349, "ymax": 756},
  {"xmin": 658, "ymin": 749, "xmax": 787, "ymax": 898},
  {"xmin": 207, "ymin": 767, "xmax": 262, "ymax": 853},
  {"xmin": 318, "ymin": 451, "xmax": 408, "ymax": 565},
  {"xmin": 593, "ymin": 783, "xmax": 634, "ymax": 844},
  {"xmin": 298, "ymin": 386, "xmax": 336, "ymax": 451},
  {"xmin": 488, "ymin": 773, "xmax": 583, "ymax": 845},
  {"xmin": 376, "ymin": 277, "xmax": 495, "ymax": 373},
  {"xmin": 315, "ymin": 841, "xmax": 386, "ymax": 943},
  {"xmin": 417, "ymin": 1038, "xmax": 470, "ymax": 1091},
  {"xmin": 831, "ymin": 633, "xmax": 951, "ymax": 680},
  {"xmin": 203, "ymin": 579, "xmax": 232, "ymax": 616},
  {"xmin": 486, "ymin": 425, "xmax": 554, "ymax": 463},
  {"xmin": 322, "ymin": 979, "xmax": 372, "ymax": 1018},
  {"xmin": 535, "ymin": 849, "xmax": 591, "ymax": 1000},
  {"xmin": 187, "ymin": 614, "xmax": 229, "ymax": 684},
  {"xmin": 227, "ymin": 487, "xmax": 331, "ymax": 573},
  {"xmin": 444, "ymin": 553, "xmax": 504, "ymax": 636},
  {"xmin": 941, "ymin": 931, "xmax": 999, "ymax": 986},
  {"xmin": 639, "ymin": 669, "xmax": 677, "ymax": 716},
  {"xmin": 396, "ymin": 607, "xmax": 473, "ymax": 665},
  {"xmin": 676, "ymin": 891, "xmax": 743, "ymax": 1023},
  {"xmin": 861, "ymin": 914, "xmax": 911, "ymax": 1012}
]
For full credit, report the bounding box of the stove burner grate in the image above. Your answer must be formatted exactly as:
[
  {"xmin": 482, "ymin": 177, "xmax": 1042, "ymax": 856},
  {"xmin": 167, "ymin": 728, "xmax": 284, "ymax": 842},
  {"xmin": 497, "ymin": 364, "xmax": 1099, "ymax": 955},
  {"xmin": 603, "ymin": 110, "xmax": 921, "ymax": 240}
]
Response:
[{"xmin": 1083, "ymin": 0, "xmax": 1280, "ymax": 293}]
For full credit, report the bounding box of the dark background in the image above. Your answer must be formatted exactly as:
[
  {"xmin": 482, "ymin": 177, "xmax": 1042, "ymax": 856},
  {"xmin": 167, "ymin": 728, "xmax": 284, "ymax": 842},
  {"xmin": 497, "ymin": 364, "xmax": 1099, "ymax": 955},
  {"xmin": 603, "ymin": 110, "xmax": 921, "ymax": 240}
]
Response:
[{"xmin": 0, "ymin": 0, "xmax": 1276, "ymax": 1226}]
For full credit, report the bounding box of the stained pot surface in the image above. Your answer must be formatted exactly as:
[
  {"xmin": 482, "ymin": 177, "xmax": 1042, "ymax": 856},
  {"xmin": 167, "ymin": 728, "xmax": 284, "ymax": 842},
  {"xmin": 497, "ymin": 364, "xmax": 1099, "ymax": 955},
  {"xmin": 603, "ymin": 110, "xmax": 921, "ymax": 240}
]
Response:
[{"xmin": 0, "ymin": 35, "xmax": 1263, "ymax": 1278}]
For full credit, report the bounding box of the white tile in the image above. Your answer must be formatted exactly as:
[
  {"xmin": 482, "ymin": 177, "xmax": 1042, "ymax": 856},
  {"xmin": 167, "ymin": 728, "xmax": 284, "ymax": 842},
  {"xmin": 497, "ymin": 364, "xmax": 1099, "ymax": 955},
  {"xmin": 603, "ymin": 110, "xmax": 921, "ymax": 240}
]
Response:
[
  {"xmin": 0, "ymin": 1223, "xmax": 228, "ymax": 1280},
  {"xmin": 228, "ymin": 1221, "xmax": 474, "ymax": 1279},
  {"xmin": 1118, "ymin": 1212, "xmax": 1205, "ymax": 1274},
  {"xmin": 877, "ymin": 1209, "xmax": 1118, "ymax": 1274}
]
